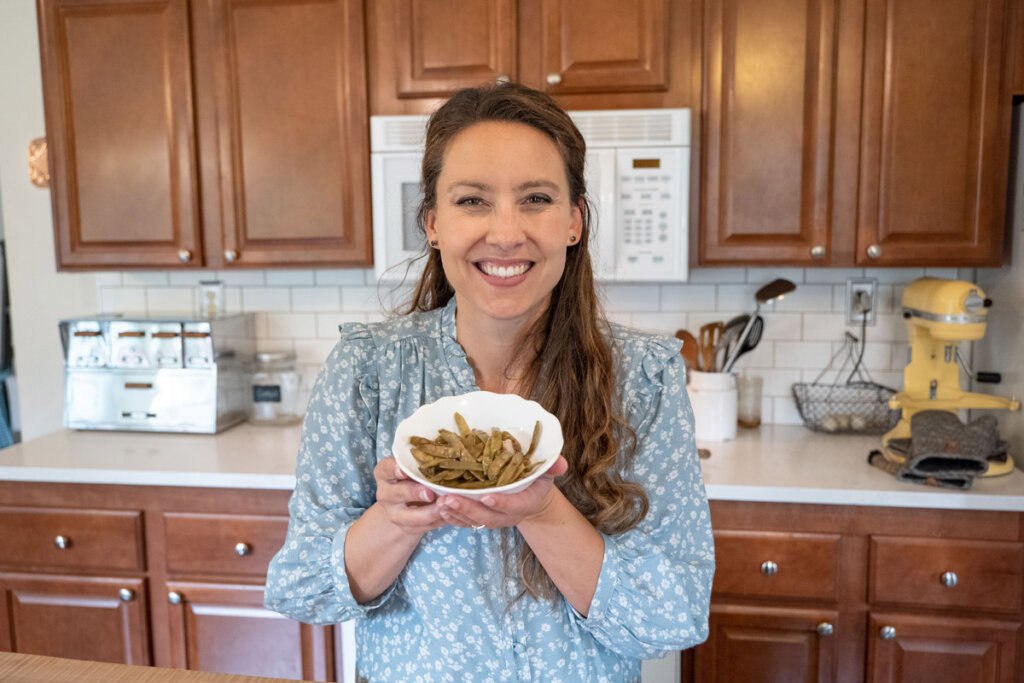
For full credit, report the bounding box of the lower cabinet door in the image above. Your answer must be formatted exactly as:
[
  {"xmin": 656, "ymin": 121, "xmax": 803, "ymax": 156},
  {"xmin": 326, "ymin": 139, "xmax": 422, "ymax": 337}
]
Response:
[
  {"xmin": 165, "ymin": 581, "xmax": 334, "ymax": 681},
  {"xmin": 694, "ymin": 604, "xmax": 839, "ymax": 683},
  {"xmin": 867, "ymin": 612, "xmax": 1020, "ymax": 683},
  {"xmin": 0, "ymin": 573, "xmax": 150, "ymax": 665}
]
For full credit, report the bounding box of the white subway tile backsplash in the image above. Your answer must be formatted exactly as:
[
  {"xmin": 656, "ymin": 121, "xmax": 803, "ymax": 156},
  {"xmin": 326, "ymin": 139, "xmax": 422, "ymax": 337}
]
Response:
[
  {"xmin": 264, "ymin": 313, "xmax": 317, "ymax": 339},
  {"xmin": 266, "ymin": 270, "xmax": 316, "ymax": 286},
  {"xmin": 631, "ymin": 313, "xmax": 686, "ymax": 335},
  {"xmin": 317, "ymin": 312, "xmax": 370, "ymax": 338},
  {"xmin": 801, "ymin": 314, "xmax": 848, "ymax": 341},
  {"xmin": 746, "ymin": 267, "xmax": 804, "ymax": 284},
  {"xmin": 601, "ymin": 285, "xmax": 661, "ymax": 312},
  {"xmin": 94, "ymin": 262, "xmax": 925, "ymax": 424},
  {"xmin": 687, "ymin": 267, "xmax": 746, "ymax": 284},
  {"xmin": 315, "ymin": 269, "xmax": 372, "ymax": 286},
  {"xmin": 774, "ymin": 341, "xmax": 832, "ymax": 369},
  {"xmin": 100, "ymin": 287, "xmax": 146, "ymax": 313},
  {"xmin": 242, "ymin": 287, "xmax": 290, "ymax": 312},
  {"xmin": 291, "ymin": 286, "xmax": 341, "ymax": 312},
  {"xmin": 217, "ymin": 270, "xmax": 266, "ymax": 286},
  {"xmin": 123, "ymin": 271, "xmax": 169, "ymax": 287},
  {"xmin": 660, "ymin": 284, "xmax": 717, "ymax": 311},
  {"xmin": 804, "ymin": 268, "xmax": 864, "ymax": 284},
  {"xmin": 94, "ymin": 272, "xmax": 123, "ymax": 286},
  {"xmin": 146, "ymin": 287, "xmax": 193, "ymax": 313},
  {"xmin": 762, "ymin": 313, "xmax": 803, "ymax": 341}
]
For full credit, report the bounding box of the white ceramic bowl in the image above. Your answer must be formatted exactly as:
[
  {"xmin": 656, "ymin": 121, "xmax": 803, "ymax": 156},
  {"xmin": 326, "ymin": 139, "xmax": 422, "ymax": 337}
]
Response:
[{"xmin": 392, "ymin": 391, "xmax": 564, "ymax": 500}]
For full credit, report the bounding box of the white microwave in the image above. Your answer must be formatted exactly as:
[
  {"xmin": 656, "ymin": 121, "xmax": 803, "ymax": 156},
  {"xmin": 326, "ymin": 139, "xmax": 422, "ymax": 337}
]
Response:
[{"xmin": 370, "ymin": 108, "xmax": 690, "ymax": 283}]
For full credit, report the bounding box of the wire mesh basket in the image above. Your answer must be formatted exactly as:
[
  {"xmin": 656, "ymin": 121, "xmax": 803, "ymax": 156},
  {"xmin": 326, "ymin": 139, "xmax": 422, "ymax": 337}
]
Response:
[{"xmin": 792, "ymin": 332, "xmax": 900, "ymax": 434}]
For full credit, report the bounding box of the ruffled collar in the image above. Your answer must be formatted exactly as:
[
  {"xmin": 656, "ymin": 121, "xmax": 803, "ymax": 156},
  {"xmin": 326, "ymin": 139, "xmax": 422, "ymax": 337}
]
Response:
[{"xmin": 439, "ymin": 297, "xmax": 478, "ymax": 392}]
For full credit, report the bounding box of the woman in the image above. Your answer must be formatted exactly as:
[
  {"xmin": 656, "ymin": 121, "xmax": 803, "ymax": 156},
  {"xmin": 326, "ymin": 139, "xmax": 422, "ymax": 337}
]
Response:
[{"xmin": 265, "ymin": 82, "xmax": 714, "ymax": 682}]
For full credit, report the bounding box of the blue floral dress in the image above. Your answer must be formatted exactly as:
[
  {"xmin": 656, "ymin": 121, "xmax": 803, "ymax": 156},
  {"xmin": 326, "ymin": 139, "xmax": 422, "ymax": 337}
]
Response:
[{"xmin": 264, "ymin": 298, "xmax": 714, "ymax": 682}]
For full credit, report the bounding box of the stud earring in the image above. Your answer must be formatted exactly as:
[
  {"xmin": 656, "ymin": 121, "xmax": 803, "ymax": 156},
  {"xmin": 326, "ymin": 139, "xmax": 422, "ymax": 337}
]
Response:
[
  {"xmin": 568, "ymin": 235, "xmax": 577, "ymax": 244},
  {"xmin": 429, "ymin": 240, "xmax": 438, "ymax": 248}
]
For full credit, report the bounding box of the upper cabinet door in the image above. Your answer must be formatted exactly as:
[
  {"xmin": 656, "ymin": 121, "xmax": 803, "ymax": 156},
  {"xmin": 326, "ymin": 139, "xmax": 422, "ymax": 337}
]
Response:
[
  {"xmin": 391, "ymin": 0, "xmax": 517, "ymax": 99},
  {"xmin": 525, "ymin": 0, "xmax": 670, "ymax": 95},
  {"xmin": 699, "ymin": 0, "xmax": 837, "ymax": 265},
  {"xmin": 38, "ymin": 0, "xmax": 203, "ymax": 269},
  {"xmin": 855, "ymin": 0, "xmax": 1010, "ymax": 266},
  {"xmin": 191, "ymin": 0, "xmax": 372, "ymax": 268}
]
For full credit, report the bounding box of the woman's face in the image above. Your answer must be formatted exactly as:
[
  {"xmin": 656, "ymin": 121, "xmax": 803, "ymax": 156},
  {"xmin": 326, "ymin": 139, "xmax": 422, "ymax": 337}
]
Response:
[{"xmin": 425, "ymin": 121, "xmax": 582, "ymax": 330}]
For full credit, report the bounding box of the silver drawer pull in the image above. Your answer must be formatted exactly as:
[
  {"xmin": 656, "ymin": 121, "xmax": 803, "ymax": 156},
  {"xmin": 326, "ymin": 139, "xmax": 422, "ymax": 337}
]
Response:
[
  {"xmin": 168, "ymin": 591, "xmax": 183, "ymax": 605},
  {"xmin": 54, "ymin": 535, "xmax": 70, "ymax": 549},
  {"xmin": 940, "ymin": 571, "xmax": 958, "ymax": 587},
  {"xmin": 119, "ymin": 588, "xmax": 135, "ymax": 601},
  {"xmin": 235, "ymin": 542, "xmax": 252, "ymax": 557},
  {"xmin": 879, "ymin": 625, "xmax": 896, "ymax": 640},
  {"xmin": 816, "ymin": 622, "xmax": 834, "ymax": 636},
  {"xmin": 760, "ymin": 560, "xmax": 778, "ymax": 577}
]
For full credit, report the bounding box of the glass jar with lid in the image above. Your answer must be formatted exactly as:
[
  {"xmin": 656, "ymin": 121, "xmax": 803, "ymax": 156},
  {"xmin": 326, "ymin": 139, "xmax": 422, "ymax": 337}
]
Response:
[{"xmin": 248, "ymin": 351, "xmax": 303, "ymax": 425}]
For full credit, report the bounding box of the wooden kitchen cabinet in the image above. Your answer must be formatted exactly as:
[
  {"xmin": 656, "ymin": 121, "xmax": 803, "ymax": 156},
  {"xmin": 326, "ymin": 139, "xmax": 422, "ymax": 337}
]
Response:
[
  {"xmin": 0, "ymin": 482, "xmax": 337, "ymax": 681},
  {"xmin": 1011, "ymin": 0, "xmax": 1024, "ymax": 95},
  {"xmin": 0, "ymin": 574, "xmax": 150, "ymax": 665},
  {"xmin": 367, "ymin": 0, "xmax": 698, "ymax": 115},
  {"xmin": 699, "ymin": 0, "xmax": 1014, "ymax": 267},
  {"xmin": 684, "ymin": 501, "xmax": 1024, "ymax": 683},
  {"xmin": 0, "ymin": 504, "xmax": 150, "ymax": 664},
  {"xmin": 36, "ymin": 0, "xmax": 372, "ymax": 270}
]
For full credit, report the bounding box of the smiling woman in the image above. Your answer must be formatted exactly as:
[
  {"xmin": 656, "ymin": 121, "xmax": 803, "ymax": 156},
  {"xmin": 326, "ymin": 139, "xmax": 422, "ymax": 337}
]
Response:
[{"xmin": 264, "ymin": 82, "xmax": 714, "ymax": 683}]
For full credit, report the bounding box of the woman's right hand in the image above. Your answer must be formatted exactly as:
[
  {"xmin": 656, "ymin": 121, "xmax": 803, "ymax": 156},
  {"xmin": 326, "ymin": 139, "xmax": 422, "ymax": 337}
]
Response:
[{"xmin": 372, "ymin": 457, "xmax": 447, "ymax": 536}]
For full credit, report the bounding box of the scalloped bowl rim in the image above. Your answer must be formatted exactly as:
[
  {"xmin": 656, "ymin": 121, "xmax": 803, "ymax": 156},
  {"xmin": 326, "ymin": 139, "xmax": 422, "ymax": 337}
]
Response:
[{"xmin": 392, "ymin": 391, "xmax": 564, "ymax": 499}]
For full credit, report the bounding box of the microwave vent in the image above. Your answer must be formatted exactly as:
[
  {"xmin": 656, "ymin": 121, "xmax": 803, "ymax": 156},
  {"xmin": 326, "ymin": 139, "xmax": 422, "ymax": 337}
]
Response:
[
  {"xmin": 371, "ymin": 116, "xmax": 429, "ymax": 152},
  {"xmin": 570, "ymin": 109, "xmax": 689, "ymax": 147}
]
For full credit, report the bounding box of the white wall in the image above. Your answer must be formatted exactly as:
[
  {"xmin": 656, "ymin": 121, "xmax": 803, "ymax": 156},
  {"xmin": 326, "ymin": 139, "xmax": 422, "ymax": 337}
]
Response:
[
  {"xmin": 0, "ymin": 1, "xmax": 98, "ymax": 440},
  {"xmin": 976, "ymin": 107, "xmax": 1024, "ymax": 461}
]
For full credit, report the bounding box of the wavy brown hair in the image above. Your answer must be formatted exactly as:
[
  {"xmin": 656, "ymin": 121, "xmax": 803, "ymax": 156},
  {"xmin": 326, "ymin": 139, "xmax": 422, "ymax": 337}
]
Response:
[{"xmin": 406, "ymin": 82, "xmax": 649, "ymax": 601}]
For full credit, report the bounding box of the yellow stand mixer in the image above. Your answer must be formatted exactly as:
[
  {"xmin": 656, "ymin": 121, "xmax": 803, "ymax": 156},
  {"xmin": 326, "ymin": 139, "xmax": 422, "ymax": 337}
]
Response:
[{"xmin": 883, "ymin": 277, "xmax": 1020, "ymax": 476}]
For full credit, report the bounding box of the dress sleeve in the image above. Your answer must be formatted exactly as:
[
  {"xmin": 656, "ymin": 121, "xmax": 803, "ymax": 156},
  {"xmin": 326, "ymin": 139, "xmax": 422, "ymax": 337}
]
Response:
[
  {"xmin": 569, "ymin": 342, "xmax": 715, "ymax": 658},
  {"xmin": 264, "ymin": 324, "xmax": 395, "ymax": 624}
]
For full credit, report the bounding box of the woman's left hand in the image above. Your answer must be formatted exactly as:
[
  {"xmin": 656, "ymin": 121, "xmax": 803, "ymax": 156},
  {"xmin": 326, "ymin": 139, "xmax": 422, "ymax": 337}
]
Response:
[{"xmin": 437, "ymin": 456, "xmax": 569, "ymax": 529}]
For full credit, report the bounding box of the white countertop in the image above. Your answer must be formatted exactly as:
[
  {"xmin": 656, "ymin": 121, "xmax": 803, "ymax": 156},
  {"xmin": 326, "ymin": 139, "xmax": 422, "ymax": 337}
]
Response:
[{"xmin": 1, "ymin": 423, "xmax": 1022, "ymax": 511}]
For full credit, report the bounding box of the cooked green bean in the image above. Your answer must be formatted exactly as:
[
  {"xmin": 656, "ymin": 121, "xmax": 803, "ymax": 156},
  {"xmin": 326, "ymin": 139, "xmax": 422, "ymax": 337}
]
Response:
[{"xmin": 409, "ymin": 412, "xmax": 542, "ymax": 489}]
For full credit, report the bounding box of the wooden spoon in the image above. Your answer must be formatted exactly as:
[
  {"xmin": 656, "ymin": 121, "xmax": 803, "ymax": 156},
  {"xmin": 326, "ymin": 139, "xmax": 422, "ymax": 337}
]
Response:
[{"xmin": 674, "ymin": 329, "xmax": 699, "ymax": 372}]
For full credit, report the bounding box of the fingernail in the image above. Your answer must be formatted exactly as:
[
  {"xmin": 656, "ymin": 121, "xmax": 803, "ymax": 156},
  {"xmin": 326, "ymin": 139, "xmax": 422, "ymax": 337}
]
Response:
[{"xmin": 420, "ymin": 489, "xmax": 431, "ymax": 502}]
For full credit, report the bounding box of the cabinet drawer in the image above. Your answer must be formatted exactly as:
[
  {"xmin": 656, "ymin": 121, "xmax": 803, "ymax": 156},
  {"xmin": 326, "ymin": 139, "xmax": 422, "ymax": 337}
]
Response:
[
  {"xmin": 869, "ymin": 536, "xmax": 1023, "ymax": 613},
  {"xmin": 0, "ymin": 506, "xmax": 144, "ymax": 571},
  {"xmin": 712, "ymin": 530, "xmax": 840, "ymax": 601},
  {"xmin": 164, "ymin": 512, "xmax": 288, "ymax": 577}
]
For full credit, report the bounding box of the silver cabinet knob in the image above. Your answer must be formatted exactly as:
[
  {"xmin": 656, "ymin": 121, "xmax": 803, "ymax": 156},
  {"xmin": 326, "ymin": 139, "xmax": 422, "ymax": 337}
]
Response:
[
  {"xmin": 866, "ymin": 244, "xmax": 882, "ymax": 259},
  {"xmin": 816, "ymin": 622, "xmax": 834, "ymax": 636},
  {"xmin": 940, "ymin": 571, "xmax": 958, "ymax": 587},
  {"xmin": 546, "ymin": 72, "xmax": 562, "ymax": 85},
  {"xmin": 178, "ymin": 250, "xmax": 192, "ymax": 263},
  {"xmin": 879, "ymin": 625, "xmax": 896, "ymax": 640},
  {"xmin": 496, "ymin": 74, "xmax": 510, "ymax": 84},
  {"xmin": 810, "ymin": 245, "xmax": 826, "ymax": 259},
  {"xmin": 224, "ymin": 249, "xmax": 238, "ymax": 263},
  {"xmin": 168, "ymin": 591, "xmax": 183, "ymax": 605},
  {"xmin": 54, "ymin": 535, "xmax": 70, "ymax": 549},
  {"xmin": 119, "ymin": 588, "xmax": 135, "ymax": 601},
  {"xmin": 235, "ymin": 542, "xmax": 252, "ymax": 557},
  {"xmin": 760, "ymin": 560, "xmax": 778, "ymax": 577}
]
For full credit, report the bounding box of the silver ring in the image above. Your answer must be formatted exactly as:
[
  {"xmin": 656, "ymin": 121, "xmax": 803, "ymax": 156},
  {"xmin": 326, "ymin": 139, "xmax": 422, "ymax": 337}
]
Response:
[{"xmin": 471, "ymin": 524, "xmax": 485, "ymax": 531}]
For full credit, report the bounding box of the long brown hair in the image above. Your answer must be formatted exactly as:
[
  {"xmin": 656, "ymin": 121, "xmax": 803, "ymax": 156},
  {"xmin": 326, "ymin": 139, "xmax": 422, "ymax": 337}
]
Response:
[{"xmin": 407, "ymin": 82, "xmax": 648, "ymax": 601}]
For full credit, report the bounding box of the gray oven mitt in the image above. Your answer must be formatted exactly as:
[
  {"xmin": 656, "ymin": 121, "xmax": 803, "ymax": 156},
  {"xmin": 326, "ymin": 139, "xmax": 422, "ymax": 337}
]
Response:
[{"xmin": 905, "ymin": 411, "xmax": 999, "ymax": 479}]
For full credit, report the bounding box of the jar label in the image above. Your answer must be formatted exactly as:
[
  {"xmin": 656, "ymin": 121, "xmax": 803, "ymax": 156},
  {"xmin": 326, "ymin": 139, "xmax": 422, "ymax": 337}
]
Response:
[{"xmin": 253, "ymin": 385, "xmax": 282, "ymax": 403}]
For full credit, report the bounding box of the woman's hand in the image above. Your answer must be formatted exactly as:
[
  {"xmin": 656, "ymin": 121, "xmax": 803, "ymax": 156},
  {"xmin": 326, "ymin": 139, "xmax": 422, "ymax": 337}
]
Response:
[
  {"xmin": 372, "ymin": 457, "xmax": 447, "ymax": 537},
  {"xmin": 436, "ymin": 456, "xmax": 569, "ymax": 529}
]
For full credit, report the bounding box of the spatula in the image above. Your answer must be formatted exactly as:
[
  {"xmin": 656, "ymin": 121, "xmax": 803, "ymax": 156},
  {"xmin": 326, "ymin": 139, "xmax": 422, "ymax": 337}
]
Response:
[{"xmin": 674, "ymin": 329, "xmax": 700, "ymax": 372}]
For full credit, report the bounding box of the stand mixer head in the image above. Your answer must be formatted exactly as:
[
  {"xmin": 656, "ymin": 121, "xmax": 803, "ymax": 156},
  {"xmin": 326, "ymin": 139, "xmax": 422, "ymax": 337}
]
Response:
[{"xmin": 883, "ymin": 277, "xmax": 1020, "ymax": 472}]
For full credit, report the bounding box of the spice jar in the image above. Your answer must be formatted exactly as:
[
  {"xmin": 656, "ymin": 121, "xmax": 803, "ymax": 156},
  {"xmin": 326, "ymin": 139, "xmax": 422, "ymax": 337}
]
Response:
[{"xmin": 248, "ymin": 351, "xmax": 303, "ymax": 425}]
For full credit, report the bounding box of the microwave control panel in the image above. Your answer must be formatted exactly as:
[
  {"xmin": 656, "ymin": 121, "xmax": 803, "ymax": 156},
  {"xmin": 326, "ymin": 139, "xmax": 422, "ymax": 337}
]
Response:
[{"xmin": 614, "ymin": 147, "xmax": 688, "ymax": 280}]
